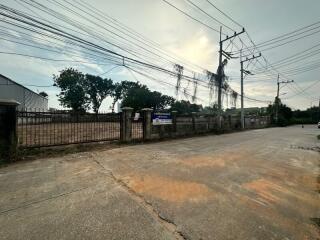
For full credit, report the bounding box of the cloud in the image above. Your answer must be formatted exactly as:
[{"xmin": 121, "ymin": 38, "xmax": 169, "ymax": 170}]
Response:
[
  {"xmin": 167, "ymin": 30, "xmax": 218, "ymax": 70},
  {"xmin": 1, "ymin": 0, "xmax": 319, "ymax": 110}
]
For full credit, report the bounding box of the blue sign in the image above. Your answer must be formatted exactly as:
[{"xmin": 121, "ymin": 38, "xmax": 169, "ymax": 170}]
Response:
[{"xmin": 152, "ymin": 113, "xmax": 172, "ymax": 125}]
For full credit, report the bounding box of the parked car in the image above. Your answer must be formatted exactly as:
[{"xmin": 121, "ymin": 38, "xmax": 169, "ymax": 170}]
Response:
[{"xmin": 318, "ymin": 121, "xmax": 320, "ymax": 128}]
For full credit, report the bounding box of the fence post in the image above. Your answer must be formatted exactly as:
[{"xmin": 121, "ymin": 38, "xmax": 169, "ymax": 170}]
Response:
[
  {"xmin": 120, "ymin": 107, "xmax": 133, "ymax": 142},
  {"xmin": 171, "ymin": 111, "xmax": 177, "ymax": 134},
  {"xmin": 0, "ymin": 100, "xmax": 20, "ymax": 163},
  {"xmin": 142, "ymin": 108, "xmax": 152, "ymax": 140},
  {"xmin": 191, "ymin": 112, "xmax": 197, "ymax": 132}
]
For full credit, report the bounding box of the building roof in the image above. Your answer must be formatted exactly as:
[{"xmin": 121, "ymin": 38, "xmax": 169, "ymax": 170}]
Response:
[{"xmin": 0, "ymin": 74, "xmax": 48, "ymax": 100}]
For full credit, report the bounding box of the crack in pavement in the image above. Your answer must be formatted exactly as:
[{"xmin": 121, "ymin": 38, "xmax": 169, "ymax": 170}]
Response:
[
  {"xmin": 0, "ymin": 186, "xmax": 90, "ymax": 215},
  {"xmin": 92, "ymin": 158, "xmax": 188, "ymax": 240},
  {"xmin": 290, "ymin": 145, "xmax": 320, "ymax": 152}
]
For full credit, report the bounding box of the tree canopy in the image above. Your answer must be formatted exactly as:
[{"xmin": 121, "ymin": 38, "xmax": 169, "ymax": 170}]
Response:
[
  {"xmin": 54, "ymin": 68, "xmax": 232, "ymax": 115},
  {"xmin": 111, "ymin": 81, "xmax": 143, "ymax": 112},
  {"xmin": 54, "ymin": 68, "xmax": 115, "ymax": 113},
  {"xmin": 121, "ymin": 82, "xmax": 174, "ymax": 111},
  {"xmin": 54, "ymin": 68, "xmax": 179, "ymax": 113},
  {"xmin": 85, "ymin": 74, "xmax": 114, "ymax": 113},
  {"xmin": 170, "ymin": 100, "xmax": 203, "ymax": 114},
  {"xmin": 267, "ymin": 99, "xmax": 293, "ymax": 126},
  {"xmin": 53, "ymin": 68, "xmax": 89, "ymax": 112}
]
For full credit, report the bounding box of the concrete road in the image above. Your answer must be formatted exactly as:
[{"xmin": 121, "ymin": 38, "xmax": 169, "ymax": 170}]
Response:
[{"xmin": 0, "ymin": 125, "xmax": 319, "ymax": 239}]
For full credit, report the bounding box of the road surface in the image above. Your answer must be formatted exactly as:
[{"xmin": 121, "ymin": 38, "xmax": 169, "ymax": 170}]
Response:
[{"xmin": 0, "ymin": 125, "xmax": 319, "ymax": 239}]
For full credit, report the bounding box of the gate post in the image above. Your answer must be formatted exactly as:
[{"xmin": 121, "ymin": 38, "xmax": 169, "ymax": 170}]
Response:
[
  {"xmin": 142, "ymin": 108, "xmax": 152, "ymax": 141},
  {"xmin": 0, "ymin": 100, "xmax": 20, "ymax": 163},
  {"xmin": 171, "ymin": 111, "xmax": 177, "ymax": 134},
  {"xmin": 228, "ymin": 115, "xmax": 232, "ymax": 130},
  {"xmin": 120, "ymin": 107, "xmax": 133, "ymax": 142},
  {"xmin": 191, "ymin": 112, "xmax": 197, "ymax": 132}
]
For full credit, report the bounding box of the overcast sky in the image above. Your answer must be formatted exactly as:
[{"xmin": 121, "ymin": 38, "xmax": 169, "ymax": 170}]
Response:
[{"xmin": 0, "ymin": 0, "xmax": 319, "ymax": 111}]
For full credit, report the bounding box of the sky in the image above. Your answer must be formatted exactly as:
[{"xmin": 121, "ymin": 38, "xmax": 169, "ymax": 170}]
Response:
[{"xmin": 0, "ymin": 0, "xmax": 319, "ymax": 111}]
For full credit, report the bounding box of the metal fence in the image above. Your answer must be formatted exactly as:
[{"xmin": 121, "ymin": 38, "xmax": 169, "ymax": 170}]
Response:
[
  {"xmin": 17, "ymin": 110, "xmax": 121, "ymax": 148},
  {"xmin": 15, "ymin": 109, "xmax": 270, "ymax": 149},
  {"xmin": 131, "ymin": 115, "xmax": 144, "ymax": 140}
]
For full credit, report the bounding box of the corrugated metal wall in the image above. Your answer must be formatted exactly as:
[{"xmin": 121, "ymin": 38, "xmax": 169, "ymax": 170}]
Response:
[{"xmin": 0, "ymin": 75, "xmax": 48, "ymax": 111}]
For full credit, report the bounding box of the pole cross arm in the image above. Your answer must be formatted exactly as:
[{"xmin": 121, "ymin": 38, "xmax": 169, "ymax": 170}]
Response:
[
  {"xmin": 221, "ymin": 28, "xmax": 245, "ymax": 43},
  {"xmin": 222, "ymin": 51, "xmax": 239, "ymax": 60},
  {"xmin": 222, "ymin": 51, "xmax": 231, "ymax": 60},
  {"xmin": 279, "ymin": 80, "xmax": 294, "ymax": 84},
  {"xmin": 243, "ymin": 70, "xmax": 253, "ymax": 75},
  {"xmin": 241, "ymin": 53, "xmax": 262, "ymax": 63}
]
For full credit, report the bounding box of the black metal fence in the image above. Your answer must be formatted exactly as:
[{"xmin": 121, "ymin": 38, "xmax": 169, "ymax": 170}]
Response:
[
  {"xmin": 15, "ymin": 109, "xmax": 270, "ymax": 149},
  {"xmin": 17, "ymin": 110, "xmax": 120, "ymax": 148},
  {"xmin": 131, "ymin": 114, "xmax": 144, "ymax": 140}
]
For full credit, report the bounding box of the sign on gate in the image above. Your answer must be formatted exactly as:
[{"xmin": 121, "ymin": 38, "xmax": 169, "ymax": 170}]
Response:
[
  {"xmin": 152, "ymin": 113, "xmax": 172, "ymax": 125},
  {"xmin": 134, "ymin": 112, "xmax": 140, "ymax": 121}
]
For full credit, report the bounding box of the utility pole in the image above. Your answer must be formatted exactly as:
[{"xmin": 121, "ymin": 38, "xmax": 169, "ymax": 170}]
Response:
[
  {"xmin": 240, "ymin": 53, "xmax": 261, "ymax": 129},
  {"xmin": 275, "ymin": 74, "xmax": 280, "ymax": 125},
  {"xmin": 217, "ymin": 27, "xmax": 245, "ymax": 128},
  {"xmin": 275, "ymin": 75, "xmax": 293, "ymax": 124},
  {"xmin": 318, "ymin": 98, "xmax": 320, "ymax": 121},
  {"xmin": 217, "ymin": 27, "xmax": 223, "ymax": 114}
]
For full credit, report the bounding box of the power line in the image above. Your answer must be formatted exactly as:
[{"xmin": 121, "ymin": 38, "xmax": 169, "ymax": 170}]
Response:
[
  {"xmin": 234, "ymin": 20, "xmax": 320, "ymax": 53},
  {"xmin": 160, "ymin": 0, "xmax": 222, "ymax": 35},
  {"xmin": 18, "ymin": 0, "xmax": 212, "ymax": 77},
  {"xmin": 17, "ymin": 0, "xmax": 170, "ymax": 66},
  {"xmin": 0, "ymin": 2, "xmax": 281, "ymax": 106},
  {"xmin": 99, "ymin": 65, "xmax": 122, "ymax": 76},
  {"xmin": 184, "ymin": 0, "xmax": 235, "ymax": 32},
  {"xmin": 205, "ymin": 0, "xmax": 243, "ymax": 28},
  {"xmin": 0, "ymin": 51, "xmax": 119, "ymax": 65},
  {"xmin": 74, "ymin": 0, "xmax": 208, "ymax": 73},
  {"xmin": 283, "ymin": 78, "xmax": 320, "ymax": 100}
]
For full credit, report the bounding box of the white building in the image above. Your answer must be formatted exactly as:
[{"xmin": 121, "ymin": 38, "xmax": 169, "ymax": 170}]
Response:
[{"xmin": 0, "ymin": 74, "xmax": 48, "ymax": 110}]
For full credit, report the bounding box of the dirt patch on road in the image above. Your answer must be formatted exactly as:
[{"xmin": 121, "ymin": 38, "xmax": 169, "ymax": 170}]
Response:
[
  {"xmin": 181, "ymin": 155, "xmax": 226, "ymax": 168},
  {"xmin": 123, "ymin": 174, "xmax": 212, "ymax": 203},
  {"xmin": 179, "ymin": 151, "xmax": 249, "ymax": 168},
  {"xmin": 243, "ymin": 179, "xmax": 289, "ymax": 205}
]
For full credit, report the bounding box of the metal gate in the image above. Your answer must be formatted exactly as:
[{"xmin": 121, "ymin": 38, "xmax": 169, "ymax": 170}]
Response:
[
  {"xmin": 17, "ymin": 110, "xmax": 121, "ymax": 148},
  {"xmin": 131, "ymin": 113, "xmax": 144, "ymax": 140}
]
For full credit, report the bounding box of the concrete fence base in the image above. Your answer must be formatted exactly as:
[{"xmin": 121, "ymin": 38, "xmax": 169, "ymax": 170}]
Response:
[{"xmin": 0, "ymin": 100, "xmax": 20, "ymax": 163}]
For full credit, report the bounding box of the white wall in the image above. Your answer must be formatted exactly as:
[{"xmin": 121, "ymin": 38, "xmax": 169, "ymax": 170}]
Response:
[{"xmin": 0, "ymin": 75, "xmax": 48, "ymax": 111}]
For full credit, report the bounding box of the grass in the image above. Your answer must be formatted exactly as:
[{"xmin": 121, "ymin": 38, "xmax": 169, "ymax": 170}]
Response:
[{"xmin": 317, "ymin": 135, "xmax": 320, "ymax": 140}]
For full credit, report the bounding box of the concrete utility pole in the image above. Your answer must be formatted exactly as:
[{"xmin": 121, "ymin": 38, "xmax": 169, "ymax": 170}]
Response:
[
  {"xmin": 318, "ymin": 98, "xmax": 320, "ymax": 121},
  {"xmin": 217, "ymin": 26, "xmax": 245, "ymax": 128},
  {"xmin": 217, "ymin": 27, "xmax": 223, "ymax": 114},
  {"xmin": 275, "ymin": 75, "xmax": 294, "ymax": 123},
  {"xmin": 240, "ymin": 53, "xmax": 261, "ymax": 129}
]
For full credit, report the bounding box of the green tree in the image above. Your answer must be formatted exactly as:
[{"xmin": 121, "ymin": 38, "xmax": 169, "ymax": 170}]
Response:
[
  {"xmin": 121, "ymin": 85, "xmax": 174, "ymax": 111},
  {"xmin": 201, "ymin": 104, "xmax": 219, "ymax": 115},
  {"xmin": 84, "ymin": 74, "xmax": 114, "ymax": 113},
  {"xmin": 53, "ymin": 68, "xmax": 89, "ymax": 112},
  {"xmin": 292, "ymin": 106, "xmax": 320, "ymax": 124},
  {"xmin": 111, "ymin": 81, "xmax": 144, "ymax": 112},
  {"xmin": 150, "ymin": 91, "xmax": 175, "ymax": 110},
  {"xmin": 267, "ymin": 100, "xmax": 293, "ymax": 126},
  {"xmin": 278, "ymin": 104, "xmax": 293, "ymax": 126},
  {"xmin": 170, "ymin": 100, "xmax": 203, "ymax": 114}
]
